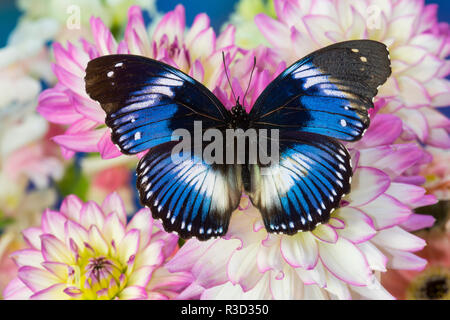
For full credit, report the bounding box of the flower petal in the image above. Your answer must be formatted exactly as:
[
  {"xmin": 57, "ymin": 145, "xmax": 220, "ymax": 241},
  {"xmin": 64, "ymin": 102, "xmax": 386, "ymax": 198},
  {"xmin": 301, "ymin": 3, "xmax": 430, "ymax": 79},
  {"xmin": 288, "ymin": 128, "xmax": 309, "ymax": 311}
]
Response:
[
  {"xmin": 18, "ymin": 266, "xmax": 60, "ymax": 292},
  {"xmin": 371, "ymin": 227, "xmax": 426, "ymax": 252},
  {"xmin": 319, "ymin": 238, "xmax": 372, "ymax": 286},
  {"xmin": 280, "ymin": 232, "xmax": 318, "ymax": 269},
  {"xmin": 345, "ymin": 167, "xmax": 390, "ymax": 207}
]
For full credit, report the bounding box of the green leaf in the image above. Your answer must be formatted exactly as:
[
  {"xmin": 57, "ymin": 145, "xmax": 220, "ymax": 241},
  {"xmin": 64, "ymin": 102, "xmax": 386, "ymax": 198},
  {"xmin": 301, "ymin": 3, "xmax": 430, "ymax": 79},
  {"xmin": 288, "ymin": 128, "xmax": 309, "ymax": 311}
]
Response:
[{"xmin": 56, "ymin": 162, "xmax": 90, "ymax": 201}]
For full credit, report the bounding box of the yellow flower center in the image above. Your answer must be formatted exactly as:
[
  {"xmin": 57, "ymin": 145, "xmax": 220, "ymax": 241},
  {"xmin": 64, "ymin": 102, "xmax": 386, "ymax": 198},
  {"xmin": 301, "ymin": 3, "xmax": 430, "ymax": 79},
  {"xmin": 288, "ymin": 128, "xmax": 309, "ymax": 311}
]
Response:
[
  {"xmin": 65, "ymin": 245, "xmax": 130, "ymax": 300},
  {"xmin": 406, "ymin": 266, "xmax": 450, "ymax": 300}
]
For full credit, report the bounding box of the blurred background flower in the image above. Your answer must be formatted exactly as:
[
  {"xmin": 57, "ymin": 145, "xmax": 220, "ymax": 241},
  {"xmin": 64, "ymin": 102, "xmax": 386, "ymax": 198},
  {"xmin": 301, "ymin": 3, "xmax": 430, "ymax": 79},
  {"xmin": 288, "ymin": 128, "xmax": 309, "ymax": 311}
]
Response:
[{"xmin": 0, "ymin": 0, "xmax": 449, "ymax": 300}]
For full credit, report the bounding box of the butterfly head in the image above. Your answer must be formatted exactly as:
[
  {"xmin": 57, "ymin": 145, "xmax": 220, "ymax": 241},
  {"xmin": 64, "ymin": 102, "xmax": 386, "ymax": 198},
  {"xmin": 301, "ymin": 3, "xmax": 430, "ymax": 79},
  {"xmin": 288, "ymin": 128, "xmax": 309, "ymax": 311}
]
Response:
[{"xmin": 230, "ymin": 98, "xmax": 250, "ymax": 129}]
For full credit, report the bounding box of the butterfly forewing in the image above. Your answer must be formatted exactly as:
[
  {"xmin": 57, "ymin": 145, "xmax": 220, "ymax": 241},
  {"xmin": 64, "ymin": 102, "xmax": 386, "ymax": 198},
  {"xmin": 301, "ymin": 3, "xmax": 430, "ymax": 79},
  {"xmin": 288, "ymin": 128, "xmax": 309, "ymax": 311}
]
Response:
[
  {"xmin": 85, "ymin": 54, "xmax": 230, "ymax": 154},
  {"xmin": 249, "ymin": 40, "xmax": 391, "ymax": 142}
]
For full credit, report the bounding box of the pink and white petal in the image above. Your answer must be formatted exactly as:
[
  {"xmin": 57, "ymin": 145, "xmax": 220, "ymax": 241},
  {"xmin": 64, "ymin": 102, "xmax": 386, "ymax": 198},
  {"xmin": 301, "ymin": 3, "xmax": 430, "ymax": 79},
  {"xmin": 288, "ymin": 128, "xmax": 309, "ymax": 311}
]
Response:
[
  {"xmin": 227, "ymin": 243, "xmax": 263, "ymax": 291},
  {"xmin": 400, "ymin": 214, "xmax": 435, "ymax": 232},
  {"xmin": 117, "ymin": 229, "xmax": 140, "ymax": 264},
  {"xmin": 102, "ymin": 212, "xmax": 126, "ymax": 246},
  {"xmin": 37, "ymin": 90, "xmax": 81, "ymax": 124},
  {"xmin": 102, "ymin": 192, "xmax": 127, "ymax": 225},
  {"xmin": 10, "ymin": 249, "xmax": 44, "ymax": 268},
  {"xmin": 189, "ymin": 27, "xmax": 216, "ymax": 62},
  {"xmin": 127, "ymin": 266, "xmax": 154, "ymax": 287},
  {"xmin": 153, "ymin": 4, "xmax": 185, "ymax": 44},
  {"xmin": 52, "ymin": 129, "xmax": 104, "ymax": 154},
  {"xmin": 22, "ymin": 227, "xmax": 44, "ymax": 250},
  {"xmin": 88, "ymin": 225, "xmax": 109, "ymax": 256},
  {"xmin": 90, "ymin": 17, "xmax": 117, "ymax": 55},
  {"xmin": 64, "ymin": 220, "xmax": 88, "ymax": 251},
  {"xmin": 312, "ymin": 224, "xmax": 338, "ymax": 243},
  {"xmin": 318, "ymin": 238, "xmax": 372, "ymax": 286},
  {"xmin": 185, "ymin": 13, "xmax": 210, "ymax": 47},
  {"xmin": 3, "ymin": 277, "xmax": 33, "ymax": 299},
  {"xmin": 324, "ymin": 270, "xmax": 352, "ymax": 300},
  {"xmin": 255, "ymin": 14, "xmax": 291, "ymax": 50},
  {"xmin": 404, "ymin": 54, "xmax": 445, "ymax": 82},
  {"xmin": 295, "ymin": 260, "xmax": 327, "ymax": 287},
  {"xmin": 357, "ymin": 242, "xmax": 388, "ymax": 272},
  {"xmin": 51, "ymin": 63, "xmax": 87, "ymax": 99},
  {"xmin": 344, "ymin": 167, "xmax": 390, "ymax": 207},
  {"xmin": 31, "ymin": 283, "xmax": 69, "ymax": 300},
  {"xmin": 41, "ymin": 209, "xmax": 67, "ymax": 240},
  {"xmin": 147, "ymin": 267, "xmax": 193, "ymax": 296},
  {"xmin": 358, "ymin": 144, "xmax": 424, "ymax": 176},
  {"xmin": 97, "ymin": 130, "xmax": 123, "ymax": 159},
  {"xmin": 385, "ymin": 15, "xmax": 417, "ymax": 44},
  {"xmin": 350, "ymin": 279, "xmax": 395, "ymax": 300},
  {"xmin": 328, "ymin": 217, "xmax": 345, "ymax": 229},
  {"xmin": 188, "ymin": 59, "xmax": 205, "ymax": 83},
  {"xmin": 358, "ymin": 194, "xmax": 411, "ymax": 230},
  {"xmin": 191, "ymin": 239, "xmax": 240, "ymax": 287},
  {"xmin": 60, "ymin": 194, "xmax": 83, "ymax": 221},
  {"xmin": 280, "ymin": 232, "xmax": 319, "ymax": 269},
  {"xmin": 217, "ymin": 24, "xmax": 235, "ymax": 49},
  {"xmin": 335, "ymin": 207, "xmax": 376, "ymax": 243},
  {"xmin": 399, "ymin": 108, "xmax": 430, "ymax": 141},
  {"xmin": 127, "ymin": 208, "xmax": 153, "ymax": 247},
  {"xmin": 426, "ymin": 128, "xmax": 450, "ymax": 149},
  {"xmin": 125, "ymin": 6, "xmax": 150, "ymax": 56},
  {"xmin": 397, "ymin": 76, "xmax": 431, "ymax": 107},
  {"xmin": 40, "ymin": 234, "xmax": 74, "ymax": 264},
  {"xmin": 119, "ymin": 285, "xmax": 148, "ymax": 300},
  {"xmin": 385, "ymin": 182, "xmax": 428, "ymax": 208},
  {"xmin": 358, "ymin": 114, "xmax": 403, "ymax": 148},
  {"xmin": 257, "ymin": 240, "xmax": 283, "ymax": 273},
  {"xmin": 303, "ymin": 15, "xmax": 339, "ymax": 47},
  {"xmin": 303, "ymin": 284, "xmax": 329, "ymax": 299},
  {"xmin": 53, "ymin": 42, "xmax": 85, "ymax": 78},
  {"xmin": 135, "ymin": 240, "xmax": 164, "ymax": 268},
  {"xmin": 382, "ymin": 248, "xmax": 427, "ymax": 271},
  {"xmin": 270, "ymin": 268, "xmax": 303, "ymax": 300},
  {"xmin": 18, "ymin": 266, "xmax": 60, "ymax": 292},
  {"xmin": 41, "ymin": 261, "xmax": 70, "ymax": 281},
  {"xmin": 80, "ymin": 201, "xmax": 106, "ymax": 229},
  {"xmin": 371, "ymin": 226, "xmax": 426, "ymax": 252}
]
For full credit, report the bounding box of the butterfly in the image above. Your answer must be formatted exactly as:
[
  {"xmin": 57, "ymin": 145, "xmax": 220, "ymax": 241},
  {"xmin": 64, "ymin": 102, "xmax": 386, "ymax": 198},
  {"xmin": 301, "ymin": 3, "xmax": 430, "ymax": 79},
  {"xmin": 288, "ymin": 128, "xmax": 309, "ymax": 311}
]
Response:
[{"xmin": 85, "ymin": 40, "xmax": 391, "ymax": 241}]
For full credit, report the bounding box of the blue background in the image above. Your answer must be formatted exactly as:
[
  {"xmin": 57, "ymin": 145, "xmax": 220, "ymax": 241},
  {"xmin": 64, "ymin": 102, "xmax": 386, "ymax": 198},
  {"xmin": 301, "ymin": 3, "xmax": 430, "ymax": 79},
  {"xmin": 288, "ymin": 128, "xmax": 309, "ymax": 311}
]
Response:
[{"xmin": 0, "ymin": 0, "xmax": 449, "ymax": 116}]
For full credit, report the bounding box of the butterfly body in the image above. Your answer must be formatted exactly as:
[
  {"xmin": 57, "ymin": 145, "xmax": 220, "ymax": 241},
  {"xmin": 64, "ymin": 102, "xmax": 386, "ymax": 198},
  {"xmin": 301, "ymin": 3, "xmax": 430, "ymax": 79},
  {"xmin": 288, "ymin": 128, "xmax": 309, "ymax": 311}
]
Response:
[{"xmin": 85, "ymin": 40, "xmax": 391, "ymax": 240}]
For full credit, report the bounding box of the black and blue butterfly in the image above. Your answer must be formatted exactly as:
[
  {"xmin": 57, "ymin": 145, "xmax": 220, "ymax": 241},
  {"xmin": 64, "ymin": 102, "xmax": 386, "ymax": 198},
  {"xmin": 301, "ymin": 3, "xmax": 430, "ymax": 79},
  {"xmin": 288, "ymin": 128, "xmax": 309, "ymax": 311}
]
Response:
[{"xmin": 85, "ymin": 40, "xmax": 391, "ymax": 241}]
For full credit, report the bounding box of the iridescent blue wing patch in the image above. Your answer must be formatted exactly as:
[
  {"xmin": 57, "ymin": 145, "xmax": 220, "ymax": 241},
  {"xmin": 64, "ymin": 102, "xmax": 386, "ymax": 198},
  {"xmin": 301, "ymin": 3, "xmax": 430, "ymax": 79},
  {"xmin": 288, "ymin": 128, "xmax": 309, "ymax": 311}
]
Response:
[
  {"xmin": 136, "ymin": 141, "xmax": 242, "ymax": 240},
  {"xmin": 85, "ymin": 54, "xmax": 230, "ymax": 154},
  {"xmin": 249, "ymin": 40, "xmax": 391, "ymax": 141},
  {"xmin": 248, "ymin": 132, "xmax": 352, "ymax": 233}
]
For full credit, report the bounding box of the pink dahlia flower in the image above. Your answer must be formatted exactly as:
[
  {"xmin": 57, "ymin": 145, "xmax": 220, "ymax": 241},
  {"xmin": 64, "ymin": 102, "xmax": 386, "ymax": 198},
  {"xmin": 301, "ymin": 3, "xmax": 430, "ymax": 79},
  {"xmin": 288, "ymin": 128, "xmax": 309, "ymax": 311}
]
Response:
[
  {"xmin": 3, "ymin": 192, "xmax": 192, "ymax": 299},
  {"xmin": 37, "ymin": 5, "xmax": 237, "ymax": 159},
  {"xmin": 167, "ymin": 113, "xmax": 436, "ymax": 300},
  {"xmin": 255, "ymin": 0, "xmax": 450, "ymax": 148}
]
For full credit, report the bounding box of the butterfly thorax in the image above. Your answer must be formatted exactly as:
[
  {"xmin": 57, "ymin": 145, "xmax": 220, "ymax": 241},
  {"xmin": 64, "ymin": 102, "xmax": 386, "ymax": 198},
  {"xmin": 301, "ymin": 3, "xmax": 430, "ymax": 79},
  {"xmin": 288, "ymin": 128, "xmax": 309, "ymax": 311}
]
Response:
[{"xmin": 229, "ymin": 102, "xmax": 250, "ymax": 130}]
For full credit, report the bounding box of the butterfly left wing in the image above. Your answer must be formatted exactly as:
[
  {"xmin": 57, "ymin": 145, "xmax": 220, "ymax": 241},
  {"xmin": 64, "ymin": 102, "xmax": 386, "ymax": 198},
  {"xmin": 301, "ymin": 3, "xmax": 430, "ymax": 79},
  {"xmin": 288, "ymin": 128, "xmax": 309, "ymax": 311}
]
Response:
[
  {"xmin": 249, "ymin": 40, "xmax": 391, "ymax": 142},
  {"xmin": 248, "ymin": 131, "xmax": 352, "ymax": 233},
  {"xmin": 136, "ymin": 141, "xmax": 243, "ymax": 240},
  {"xmin": 85, "ymin": 54, "xmax": 230, "ymax": 154}
]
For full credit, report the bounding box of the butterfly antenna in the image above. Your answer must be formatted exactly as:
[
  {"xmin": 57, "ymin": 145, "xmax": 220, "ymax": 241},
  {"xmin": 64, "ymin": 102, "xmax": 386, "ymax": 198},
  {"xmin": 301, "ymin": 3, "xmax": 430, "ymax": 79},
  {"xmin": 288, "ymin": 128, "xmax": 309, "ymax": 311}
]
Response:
[
  {"xmin": 222, "ymin": 51, "xmax": 238, "ymax": 104},
  {"xmin": 242, "ymin": 56, "xmax": 257, "ymax": 108}
]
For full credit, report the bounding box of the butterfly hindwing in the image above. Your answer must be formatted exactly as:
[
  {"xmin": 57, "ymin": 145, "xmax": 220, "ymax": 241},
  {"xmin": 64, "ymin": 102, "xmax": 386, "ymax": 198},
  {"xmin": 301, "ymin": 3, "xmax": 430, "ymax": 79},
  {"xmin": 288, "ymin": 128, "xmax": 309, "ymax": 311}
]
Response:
[
  {"xmin": 249, "ymin": 40, "xmax": 391, "ymax": 142},
  {"xmin": 248, "ymin": 132, "xmax": 352, "ymax": 234},
  {"xmin": 136, "ymin": 141, "xmax": 242, "ymax": 240},
  {"xmin": 85, "ymin": 54, "xmax": 229, "ymax": 154}
]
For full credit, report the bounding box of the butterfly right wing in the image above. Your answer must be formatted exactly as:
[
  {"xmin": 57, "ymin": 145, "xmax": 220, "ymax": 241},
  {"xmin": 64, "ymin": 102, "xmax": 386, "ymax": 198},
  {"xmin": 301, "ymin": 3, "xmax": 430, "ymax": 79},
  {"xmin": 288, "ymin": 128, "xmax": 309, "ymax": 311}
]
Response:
[
  {"xmin": 85, "ymin": 54, "xmax": 230, "ymax": 154},
  {"xmin": 136, "ymin": 141, "xmax": 243, "ymax": 240}
]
